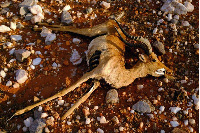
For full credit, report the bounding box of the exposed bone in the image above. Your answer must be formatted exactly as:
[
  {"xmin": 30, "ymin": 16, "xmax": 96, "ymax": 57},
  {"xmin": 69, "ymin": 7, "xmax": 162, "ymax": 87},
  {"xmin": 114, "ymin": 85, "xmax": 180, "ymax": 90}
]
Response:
[{"xmin": 11, "ymin": 12, "xmax": 174, "ymax": 121}]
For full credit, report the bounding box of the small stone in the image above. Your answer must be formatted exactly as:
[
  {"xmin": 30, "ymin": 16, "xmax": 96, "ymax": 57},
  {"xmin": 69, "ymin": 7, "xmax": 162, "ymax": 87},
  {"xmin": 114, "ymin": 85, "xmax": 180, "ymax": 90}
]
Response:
[
  {"xmin": 140, "ymin": 122, "xmax": 144, "ymax": 128},
  {"xmin": 100, "ymin": 1, "xmax": 110, "ymax": 9},
  {"xmin": 137, "ymin": 85, "xmax": 144, "ymax": 90},
  {"xmin": 29, "ymin": 5, "xmax": 43, "ymax": 15},
  {"xmin": 63, "ymin": 5, "xmax": 71, "ymax": 12},
  {"xmin": 24, "ymin": 117, "xmax": 34, "ymax": 127},
  {"xmin": 170, "ymin": 121, "xmax": 179, "ymax": 127},
  {"xmin": 119, "ymin": 126, "xmax": 124, "ymax": 131},
  {"xmin": 14, "ymin": 49, "xmax": 31, "ymax": 62},
  {"xmin": 41, "ymin": 113, "xmax": 48, "ymax": 118},
  {"xmin": 58, "ymin": 100, "xmax": 64, "ymax": 105},
  {"xmin": 0, "ymin": 70, "xmax": 6, "ymax": 78},
  {"xmin": 163, "ymin": 78, "xmax": 169, "ymax": 83},
  {"xmin": 32, "ymin": 58, "xmax": 42, "ymax": 65},
  {"xmin": 46, "ymin": 116, "xmax": 54, "ymax": 126},
  {"xmin": 153, "ymin": 41, "xmax": 165, "ymax": 54},
  {"xmin": 98, "ymin": 116, "xmax": 108, "ymax": 124},
  {"xmin": 105, "ymin": 89, "xmax": 119, "ymax": 104},
  {"xmin": 34, "ymin": 96, "xmax": 40, "ymax": 102},
  {"xmin": 171, "ymin": 19, "xmax": 178, "ymax": 24},
  {"xmin": 189, "ymin": 119, "xmax": 195, "ymax": 125},
  {"xmin": 31, "ymin": 13, "xmax": 44, "ymax": 23},
  {"xmin": 167, "ymin": 14, "xmax": 172, "ymax": 21},
  {"xmin": 22, "ymin": 126, "xmax": 27, "ymax": 132},
  {"xmin": 44, "ymin": 127, "xmax": 50, "ymax": 133},
  {"xmin": 182, "ymin": 21, "xmax": 190, "ymax": 26},
  {"xmin": 6, "ymin": 81, "xmax": 12, "ymax": 87},
  {"xmin": 97, "ymin": 128, "xmax": 104, "ymax": 133},
  {"xmin": 111, "ymin": 116, "xmax": 119, "ymax": 124},
  {"xmin": 70, "ymin": 49, "xmax": 82, "ymax": 65},
  {"xmin": 132, "ymin": 99, "xmax": 155, "ymax": 113},
  {"xmin": 61, "ymin": 11, "xmax": 73, "ymax": 24},
  {"xmin": 29, "ymin": 119, "xmax": 46, "ymax": 133},
  {"xmin": 72, "ymin": 38, "xmax": 81, "ymax": 44},
  {"xmin": 10, "ymin": 22, "xmax": 16, "ymax": 30},
  {"xmin": 159, "ymin": 106, "xmax": 165, "ymax": 113},
  {"xmin": 85, "ymin": 118, "xmax": 91, "ymax": 124},
  {"xmin": 45, "ymin": 33, "xmax": 56, "ymax": 44},
  {"xmin": 184, "ymin": 2, "xmax": 194, "ymax": 12},
  {"xmin": 82, "ymin": 107, "xmax": 90, "ymax": 116},
  {"xmin": 169, "ymin": 107, "xmax": 181, "ymax": 114},
  {"xmin": 16, "ymin": 69, "xmax": 28, "ymax": 84},
  {"xmin": 11, "ymin": 35, "xmax": 22, "ymax": 41},
  {"xmin": 0, "ymin": 25, "xmax": 11, "ymax": 32},
  {"xmin": 86, "ymin": 7, "xmax": 93, "ymax": 14},
  {"xmin": 19, "ymin": 0, "xmax": 37, "ymax": 7},
  {"xmin": 184, "ymin": 120, "xmax": 188, "ymax": 126},
  {"xmin": 40, "ymin": 27, "xmax": 52, "ymax": 37},
  {"xmin": 16, "ymin": 22, "xmax": 24, "ymax": 29},
  {"xmin": 20, "ymin": 6, "xmax": 29, "ymax": 16},
  {"xmin": 13, "ymin": 83, "xmax": 20, "ymax": 88},
  {"xmin": 38, "ymin": 106, "xmax": 42, "ymax": 111},
  {"xmin": 25, "ymin": 13, "xmax": 33, "ymax": 20}
]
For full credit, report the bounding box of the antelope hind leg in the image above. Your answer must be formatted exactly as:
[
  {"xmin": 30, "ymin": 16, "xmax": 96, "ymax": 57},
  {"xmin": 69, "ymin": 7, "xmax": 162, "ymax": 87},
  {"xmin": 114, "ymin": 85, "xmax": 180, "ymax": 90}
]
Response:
[
  {"xmin": 61, "ymin": 81, "xmax": 100, "ymax": 120},
  {"xmin": 10, "ymin": 72, "xmax": 96, "ymax": 120}
]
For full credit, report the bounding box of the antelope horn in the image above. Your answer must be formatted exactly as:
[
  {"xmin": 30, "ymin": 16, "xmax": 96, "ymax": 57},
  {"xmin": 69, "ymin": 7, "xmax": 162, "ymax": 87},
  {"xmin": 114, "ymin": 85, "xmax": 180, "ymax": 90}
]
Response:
[{"xmin": 113, "ymin": 19, "xmax": 152, "ymax": 55}]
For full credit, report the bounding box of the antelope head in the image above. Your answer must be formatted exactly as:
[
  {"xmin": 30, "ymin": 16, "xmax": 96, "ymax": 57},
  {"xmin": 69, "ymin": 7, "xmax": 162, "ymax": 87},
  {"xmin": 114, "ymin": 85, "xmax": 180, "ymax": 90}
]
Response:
[{"xmin": 113, "ymin": 19, "xmax": 174, "ymax": 80}]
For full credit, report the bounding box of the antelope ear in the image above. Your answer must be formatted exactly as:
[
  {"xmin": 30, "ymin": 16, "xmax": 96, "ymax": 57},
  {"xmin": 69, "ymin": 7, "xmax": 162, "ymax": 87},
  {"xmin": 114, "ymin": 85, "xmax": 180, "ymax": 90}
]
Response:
[{"xmin": 139, "ymin": 54, "xmax": 147, "ymax": 62}]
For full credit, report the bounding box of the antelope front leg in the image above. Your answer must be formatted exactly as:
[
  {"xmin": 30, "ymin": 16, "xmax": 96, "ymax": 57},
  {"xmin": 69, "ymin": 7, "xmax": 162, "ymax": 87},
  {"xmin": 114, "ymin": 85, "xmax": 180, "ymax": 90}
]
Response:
[{"xmin": 61, "ymin": 81, "xmax": 100, "ymax": 120}]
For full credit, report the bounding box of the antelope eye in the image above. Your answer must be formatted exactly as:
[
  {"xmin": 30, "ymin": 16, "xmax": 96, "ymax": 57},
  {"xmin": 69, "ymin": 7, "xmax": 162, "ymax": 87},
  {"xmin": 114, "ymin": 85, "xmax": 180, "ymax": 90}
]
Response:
[{"xmin": 152, "ymin": 59, "xmax": 156, "ymax": 62}]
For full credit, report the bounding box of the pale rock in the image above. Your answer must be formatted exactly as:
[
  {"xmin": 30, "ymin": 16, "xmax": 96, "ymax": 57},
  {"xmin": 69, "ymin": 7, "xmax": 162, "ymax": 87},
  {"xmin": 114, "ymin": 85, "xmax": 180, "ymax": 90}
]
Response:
[
  {"xmin": 45, "ymin": 33, "xmax": 56, "ymax": 44},
  {"xmin": 11, "ymin": 35, "xmax": 22, "ymax": 41},
  {"xmin": 31, "ymin": 13, "xmax": 44, "ymax": 23},
  {"xmin": 29, "ymin": 5, "xmax": 43, "ymax": 15},
  {"xmin": 170, "ymin": 121, "xmax": 179, "ymax": 127},
  {"xmin": 161, "ymin": 0, "xmax": 188, "ymax": 15},
  {"xmin": 61, "ymin": 11, "xmax": 73, "ymax": 24},
  {"xmin": 153, "ymin": 27, "xmax": 158, "ymax": 34},
  {"xmin": 184, "ymin": 1, "xmax": 194, "ymax": 12},
  {"xmin": 0, "ymin": 25, "xmax": 11, "ymax": 32},
  {"xmin": 119, "ymin": 126, "xmax": 124, "ymax": 131},
  {"xmin": 14, "ymin": 49, "xmax": 31, "ymax": 62},
  {"xmin": 111, "ymin": 116, "xmax": 119, "ymax": 124},
  {"xmin": 174, "ymin": 15, "xmax": 179, "ymax": 20},
  {"xmin": 192, "ymin": 94, "xmax": 199, "ymax": 105},
  {"xmin": 167, "ymin": 14, "xmax": 173, "ymax": 21},
  {"xmin": 32, "ymin": 58, "xmax": 42, "ymax": 65},
  {"xmin": 67, "ymin": 121, "xmax": 71, "ymax": 125},
  {"xmin": 184, "ymin": 120, "xmax": 188, "ymax": 126},
  {"xmin": 169, "ymin": 107, "xmax": 181, "ymax": 114},
  {"xmin": 97, "ymin": 116, "xmax": 108, "ymax": 124},
  {"xmin": 9, "ymin": 48, "xmax": 15, "ymax": 55},
  {"xmin": 22, "ymin": 126, "xmax": 27, "ymax": 132},
  {"xmin": 41, "ymin": 113, "xmax": 48, "ymax": 118},
  {"xmin": 0, "ymin": 70, "xmax": 6, "ymax": 78},
  {"xmin": 29, "ymin": 119, "xmax": 46, "ymax": 133},
  {"xmin": 100, "ymin": 1, "xmax": 110, "ymax": 9},
  {"xmin": 159, "ymin": 106, "xmax": 165, "ymax": 112},
  {"xmin": 153, "ymin": 41, "xmax": 165, "ymax": 54},
  {"xmin": 189, "ymin": 119, "xmax": 195, "ymax": 125},
  {"xmin": 19, "ymin": 0, "xmax": 37, "ymax": 7},
  {"xmin": 106, "ymin": 89, "xmax": 119, "ymax": 104},
  {"xmin": 40, "ymin": 27, "xmax": 52, "ymax": 37},
  {"xmin": 160, "ymin": 130, "xmax": 165, "ymax": 133},
  {"xmin": 46, "ymin": 116, "xmax": 54, "ymax": 126},
  {"xmin": 72, "ymin": 38, "xmax": 81, "ymax": 44},
  {"xmin": 6, "ymin": 42, "xmax": 13, "ymax": 48},
  {"xmin": 182, "ymin": 21, "xmax": 190, "ymax": 26},
  {"xmin": 70, "ymin": 49, "xmax": 82, "ymax": 65},
  {"xmin": 189, "ymin": 127, "xmax": 194, "ymax": 132},
  {"xmin": 10, "ymin": 22, "xmax": 16, "ymax": 30},
  {"xmin": 63, "ymin": 5, "xmax": 71, "ymax": 11},
  {"xmin": 24, "ymin": 117, "xmax": 34, "ymax": 127},
  {"xmin": 52, "ymin": 62, "xmax": 58, "ymax": 68},
  {"xmin": 158, "ymin": 87, "xmax": 164, "ymax": 92},
  {"xmin": 16, "ymin": 69, "xmax": 28, "ymax": 84},
  {"xmin": 58, "ymin": 100, "xmax": 64, "ymax": 105},
  {"xmin": 137, "ymin": 85, "xmax": 144, "ymax": 90},
  {"xmin": 38, "ymin": 106, "xmax": 42, "ymax": 111},
  {"xmin": 13, "ymin": 82, "xmax": 20, "ymax": 88},
  {"xmin": 6, "ymin": 81, "xmax": 12, "ymax": 86},
  {"xmin": 132, "ymin": 99, "xmax": 155, "ymax": 113},
  {"xmin": 85, "ymin": 118, "xmax": 91, "ymax": 124},
  {"xmin": 45, "ymin": 127, "xmax": 50, "ymax": 133},
  {"xmin": 97, "ymin": 128, "xmax": 104, "ymax": 133}
]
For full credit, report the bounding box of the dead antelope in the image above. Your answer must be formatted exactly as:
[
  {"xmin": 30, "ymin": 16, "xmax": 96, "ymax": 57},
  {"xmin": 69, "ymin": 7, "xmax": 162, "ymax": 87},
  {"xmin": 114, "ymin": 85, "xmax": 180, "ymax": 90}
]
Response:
[{"xmin": 10, "ymin": 12, "xmax": 173, "ymax": 121}]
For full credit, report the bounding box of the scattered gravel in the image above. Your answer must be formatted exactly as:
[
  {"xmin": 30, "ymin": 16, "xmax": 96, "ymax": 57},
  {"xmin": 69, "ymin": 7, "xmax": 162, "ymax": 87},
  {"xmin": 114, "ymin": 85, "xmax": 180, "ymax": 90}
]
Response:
[{"xmin": 14, "ymin": 49, "xmax": 31, "ymax": 62}]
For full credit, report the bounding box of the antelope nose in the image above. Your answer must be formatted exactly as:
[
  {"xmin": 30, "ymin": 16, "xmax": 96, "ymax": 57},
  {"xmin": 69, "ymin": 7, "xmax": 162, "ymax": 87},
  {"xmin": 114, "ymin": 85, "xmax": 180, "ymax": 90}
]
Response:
[{"xmin": 155, "ymin": 68, "xmax": 166, "ymax": 75}]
